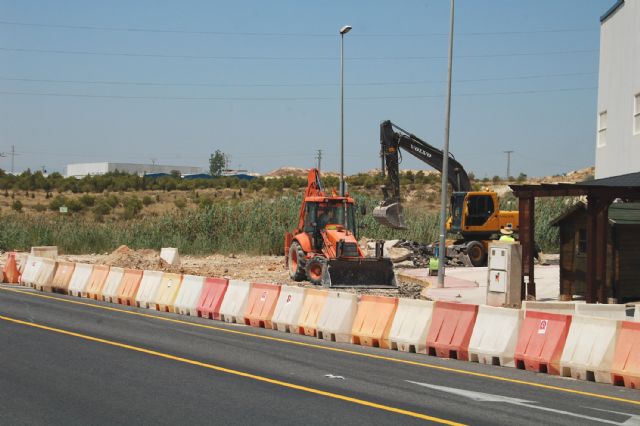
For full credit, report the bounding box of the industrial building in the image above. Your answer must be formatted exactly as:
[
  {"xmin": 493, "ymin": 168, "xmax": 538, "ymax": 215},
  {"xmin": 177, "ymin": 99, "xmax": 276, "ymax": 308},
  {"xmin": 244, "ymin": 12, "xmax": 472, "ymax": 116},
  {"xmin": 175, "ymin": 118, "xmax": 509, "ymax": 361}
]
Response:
[
  {"xmin": 595, "ymin": 0, "xmax": 640, "ymax": 178},
  {"xmin": 66, "ymin": 162, "xmax": 204, "ymax": 178}
]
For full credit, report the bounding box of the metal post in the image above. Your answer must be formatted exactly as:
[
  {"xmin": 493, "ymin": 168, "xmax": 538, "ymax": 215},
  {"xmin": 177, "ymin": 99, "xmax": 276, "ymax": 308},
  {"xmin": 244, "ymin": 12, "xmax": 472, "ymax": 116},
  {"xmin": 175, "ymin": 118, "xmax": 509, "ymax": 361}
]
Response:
[
  {"xmin": 340, "ymin": 33, "xmax": 345, "ymax": 196},
  {"xmin": 437, "ymin": 0, "xmax": 455, "ymax": 288},
  {"xmin": 504, "ymin": 150, "xmax": 513, "ymax": 180}
]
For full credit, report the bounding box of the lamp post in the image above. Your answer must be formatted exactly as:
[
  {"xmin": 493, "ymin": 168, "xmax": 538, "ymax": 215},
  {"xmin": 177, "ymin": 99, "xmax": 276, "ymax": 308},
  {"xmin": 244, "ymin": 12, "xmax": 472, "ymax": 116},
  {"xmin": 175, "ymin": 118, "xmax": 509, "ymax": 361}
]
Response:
[
  {"xmin": 437, "ymin": 0, "xmax": 455, "ymax": 288},
  {"xmin": 339, "ymin": 25, "xmax": 352, "ymax": 197}
]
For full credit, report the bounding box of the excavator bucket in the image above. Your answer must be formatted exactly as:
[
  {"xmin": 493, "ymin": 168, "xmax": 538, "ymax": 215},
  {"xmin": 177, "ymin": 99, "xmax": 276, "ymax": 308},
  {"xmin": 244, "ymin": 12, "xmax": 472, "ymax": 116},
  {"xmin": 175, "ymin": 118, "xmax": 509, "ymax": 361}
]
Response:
[
  {"xmin": 322, "ymin": 258, "xmax": 396, "ymax": 288},
  {"xmin": 373, "ymin": 202, "xmax": 407, "ymax": 230}
]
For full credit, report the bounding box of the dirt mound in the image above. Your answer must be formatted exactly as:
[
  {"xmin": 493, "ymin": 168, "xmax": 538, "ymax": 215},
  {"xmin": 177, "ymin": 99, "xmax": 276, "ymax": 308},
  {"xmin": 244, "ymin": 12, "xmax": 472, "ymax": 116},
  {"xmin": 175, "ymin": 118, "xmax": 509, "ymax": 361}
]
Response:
[{"xmin": 102, "ymin": 245, "xmax": 166, "ymax": 271}]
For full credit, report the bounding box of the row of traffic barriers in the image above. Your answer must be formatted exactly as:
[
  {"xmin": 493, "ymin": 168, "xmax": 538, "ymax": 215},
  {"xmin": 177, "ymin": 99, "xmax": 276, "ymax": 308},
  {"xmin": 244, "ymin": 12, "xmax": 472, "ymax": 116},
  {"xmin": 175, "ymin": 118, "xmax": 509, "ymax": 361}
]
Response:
[{"xmin": 8, "ymin": 254, "xmax": 640, "ymax": 390}]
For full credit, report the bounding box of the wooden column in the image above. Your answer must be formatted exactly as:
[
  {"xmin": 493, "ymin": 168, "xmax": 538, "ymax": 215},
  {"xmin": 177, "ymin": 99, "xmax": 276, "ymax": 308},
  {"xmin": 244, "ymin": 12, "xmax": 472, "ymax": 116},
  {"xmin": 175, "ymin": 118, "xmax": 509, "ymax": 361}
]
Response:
[
  {"xmin": 586, "ymin": 195, "xmax": 600, "ymax": 303},
  {"xmin": 518, "ymin": 195, "xmax": 536, "ymax": 300},
  {"xmin": 595, "ymin": 196, "xmax": 610, "ymax": 303}
]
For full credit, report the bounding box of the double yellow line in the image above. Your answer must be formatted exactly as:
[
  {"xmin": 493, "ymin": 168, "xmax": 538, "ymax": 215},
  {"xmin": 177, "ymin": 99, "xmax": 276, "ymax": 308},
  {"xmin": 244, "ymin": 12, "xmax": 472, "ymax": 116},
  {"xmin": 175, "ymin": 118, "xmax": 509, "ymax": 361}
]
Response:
[{"xmin": 2, "ymin": 286, "xmax": 639, "ymax": 409}]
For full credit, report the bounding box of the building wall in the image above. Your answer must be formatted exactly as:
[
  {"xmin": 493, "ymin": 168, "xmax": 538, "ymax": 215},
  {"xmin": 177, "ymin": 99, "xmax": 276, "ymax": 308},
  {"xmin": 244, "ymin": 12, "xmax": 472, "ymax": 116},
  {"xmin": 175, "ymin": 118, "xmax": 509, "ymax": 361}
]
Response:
[
  {"xmin": 596, "ymin": 0, "xmax": 640, "ymax": 178},
  {"xmin": 66, "ymin": 162, "xmax": 203, "ymax": 177}
]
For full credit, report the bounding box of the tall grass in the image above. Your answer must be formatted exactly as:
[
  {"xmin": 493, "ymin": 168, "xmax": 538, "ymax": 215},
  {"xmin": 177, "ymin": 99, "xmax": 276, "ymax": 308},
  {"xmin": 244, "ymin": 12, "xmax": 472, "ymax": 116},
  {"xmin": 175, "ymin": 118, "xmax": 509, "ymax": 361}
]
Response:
[{"xmin": 0, "ymin": 194, "xmax": 573, "ymax": 255}]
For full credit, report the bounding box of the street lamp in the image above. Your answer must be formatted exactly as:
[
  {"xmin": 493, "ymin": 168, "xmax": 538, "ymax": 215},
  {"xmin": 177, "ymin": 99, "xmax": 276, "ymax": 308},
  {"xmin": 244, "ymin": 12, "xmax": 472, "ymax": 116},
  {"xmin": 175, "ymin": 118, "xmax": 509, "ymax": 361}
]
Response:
[{"xmin": 339, "ymin": 25, "xmax": 352, "ymax": 197}]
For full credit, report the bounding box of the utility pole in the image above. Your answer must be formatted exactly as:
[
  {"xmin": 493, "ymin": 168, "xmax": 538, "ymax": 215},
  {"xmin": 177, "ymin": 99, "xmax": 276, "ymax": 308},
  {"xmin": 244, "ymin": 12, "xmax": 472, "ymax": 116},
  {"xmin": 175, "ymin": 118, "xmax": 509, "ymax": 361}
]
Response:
[
  {"xmin": 11, "ymin": 145, "xmax": 15, "ymax": 174},
  {"xmin": 315, "ymin": 149, "xmax": 322, "ymax": 171},
  {"xmin": 503, "ymin": 150, "xmax": 514, "ymax": 180}
]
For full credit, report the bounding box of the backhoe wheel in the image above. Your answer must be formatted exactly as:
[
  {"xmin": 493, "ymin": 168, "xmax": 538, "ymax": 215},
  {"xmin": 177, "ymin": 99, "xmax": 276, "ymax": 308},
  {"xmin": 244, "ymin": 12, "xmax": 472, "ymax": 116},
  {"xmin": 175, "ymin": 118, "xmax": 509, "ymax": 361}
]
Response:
[
  {"xmin": 466, "ymin": 241, "xmax": 486, "ymax": 267},
  {"xmin": 305, "ymin": 256, "xmax": 328, "ymax": 286},
  {"xmin": 288, "ymin": 241, "xmax": 307, "ymax": 281}
]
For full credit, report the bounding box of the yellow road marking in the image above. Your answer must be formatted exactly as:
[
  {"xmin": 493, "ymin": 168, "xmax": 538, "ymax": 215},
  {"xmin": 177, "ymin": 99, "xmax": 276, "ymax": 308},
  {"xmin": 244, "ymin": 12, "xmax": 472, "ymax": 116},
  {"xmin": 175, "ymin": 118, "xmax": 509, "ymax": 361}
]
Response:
[
  {"xmin": 0, "ymin": 314, "xmax": 461, "ymax": 425},
  {"xmin": 2, "ymin": 286, "xmax": 639, "ymax": 406}
]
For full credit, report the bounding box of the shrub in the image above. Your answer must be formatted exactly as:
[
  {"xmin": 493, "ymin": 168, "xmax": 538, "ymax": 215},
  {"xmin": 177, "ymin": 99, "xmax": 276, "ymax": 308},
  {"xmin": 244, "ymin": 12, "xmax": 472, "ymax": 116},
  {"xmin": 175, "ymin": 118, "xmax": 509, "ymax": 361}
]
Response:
[
  {"xmin": 66, "ymin": 198, "xmax": 84, "ymax": 213},
  {"xmin": 174, "ymin": 198, "xmax": 187, "ymax": 209},
  {"xmin": 142, "ymin": 195, "xmax": 154, "ymax": 206},
  {"xmin": 79, "ymin": 194, "xmax": 96, "ymax": 207},
  {"xmin": 11, "ymin": 200, "xmax": 23, "ymax": 212},
  {"xmin": 32, "ymin": 203, "xmax": 47, "ymax": 212},
  {"xmin": 49, "ymin": 195, "xmax": 67, "ymax": 211}
]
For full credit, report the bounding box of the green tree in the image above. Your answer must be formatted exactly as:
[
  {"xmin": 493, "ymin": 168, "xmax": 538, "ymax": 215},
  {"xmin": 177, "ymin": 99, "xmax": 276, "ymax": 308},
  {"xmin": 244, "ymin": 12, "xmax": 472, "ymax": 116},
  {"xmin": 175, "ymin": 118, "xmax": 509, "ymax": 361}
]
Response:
[{"xmin": 209, "ymin": 150, "xmax": 228, "ymax": 177}]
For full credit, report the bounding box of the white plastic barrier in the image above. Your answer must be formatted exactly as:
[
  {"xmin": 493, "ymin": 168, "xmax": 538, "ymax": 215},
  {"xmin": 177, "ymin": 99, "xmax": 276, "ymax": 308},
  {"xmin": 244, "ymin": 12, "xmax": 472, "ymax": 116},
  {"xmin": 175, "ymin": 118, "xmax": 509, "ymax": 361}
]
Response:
[
  {"xmin": 67, "ymin": 263, "xmax": 94, "ymax": 297},
  {"xmin": 635, "ymin": 305, "xmax": 640, "ymax": 322},
  {"xmin": 101, "ymin": 267, "xmax": 125, "ymax": 303},
  {"xmin": 468, "ymin": 305, "xmax": 523, "ymax": 367},
  {"xmin": 575, "ymin": 304, "xmax": 627, "ymax": 320},
  {"xmin": 560, "ymin": 315, "xmax": 620, "ymax": 383},
  {"xmin": 135, "ymin": 270, "xmax": 164, "ymax": 309},
  {"xmin": 20, "ymin": 256, "xmax": 44, "ymax": 286},
  {"xmin": 173, "ymin": 275, "xmax": 206, "ymax": 316},
  {"xmin": 30, "ymin": 246, "xmax": 58, "ymax": 259},
  {"xmin": 316, "ymin": 291, "xmax": 358, "ymax": 343},
  {"xmin": 389, "ymin": 299, "xmax": 434, "ymax": 354},
  {"xmin": 271, "ymin": 286, "xmax": 306, "ymax": 333},
  {"xmin": 219, "ymin": 280, "xmax": 251, "ymax": 323},
  {"xmin": 522, "ymin": 301, "xmax": 577, "ymax": 315},
  {"xmin": 33, "ymin": 258, "xmax": 57, "ymax": 291}
]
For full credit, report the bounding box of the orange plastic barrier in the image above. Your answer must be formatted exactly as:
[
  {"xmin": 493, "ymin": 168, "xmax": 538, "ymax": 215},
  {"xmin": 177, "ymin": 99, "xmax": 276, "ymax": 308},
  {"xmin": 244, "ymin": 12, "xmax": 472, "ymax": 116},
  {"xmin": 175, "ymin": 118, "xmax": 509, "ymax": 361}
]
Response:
[
  {"xmin": 116, "ymin": 269, "xmax": 144, "ymax": 306},
  {"xmin": 514, "ymin": 310, "xmax": 572, "ymax": 375},
  {"xmin": 196, "ymin": 278, "xmax": 229, "ymax": 319},
  {"xmin": 154, "ymin": 273, "xmax": 183, "ymax": 312},
  {"xmin": 297, "ymin": 289, "xmax": 328, "ymax": 337},
  {"xmin": 611, "ymin": 321, "xmax": 640, "ymax": 388},
  {"xmin": 243, "ymin": 283, "xmax": 281, "ymax": 328},
  {"xmin": 2, "ymin": 252, "xmax": 20, "ymax": 284},
  {"xmin": 50, "ymin": 262, "xmax": 76, "ymax": 294},
  {"xmin": 84, "ymin": 265, "xmax": 110, "ymax": 299},
  {"xmin": 426, "ymin": 301, "xmax": 478, "ymax": 361},
  {"xmin": 351, "ymin": 295, "xmax": 398, "ymax": 349}
]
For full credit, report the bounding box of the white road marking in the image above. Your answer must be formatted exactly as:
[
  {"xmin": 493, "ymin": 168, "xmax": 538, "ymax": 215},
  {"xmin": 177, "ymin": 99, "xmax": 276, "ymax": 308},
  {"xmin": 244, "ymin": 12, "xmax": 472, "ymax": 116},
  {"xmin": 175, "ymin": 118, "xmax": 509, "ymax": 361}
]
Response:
[
  {"xmin": 407, "ymin": 380, "xmax": 636, "ymax": 425},
  {"xmin": 325, "ymin": 374, "xmax": 345, "ymax": 380}
]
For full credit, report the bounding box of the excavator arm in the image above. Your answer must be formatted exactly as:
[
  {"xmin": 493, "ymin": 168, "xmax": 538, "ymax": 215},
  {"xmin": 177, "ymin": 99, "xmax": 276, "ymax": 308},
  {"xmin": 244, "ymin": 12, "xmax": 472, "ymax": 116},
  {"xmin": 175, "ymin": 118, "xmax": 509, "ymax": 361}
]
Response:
[{"xmin": 374, "ymin": 120, "xmax": 471, "ymax": 229}]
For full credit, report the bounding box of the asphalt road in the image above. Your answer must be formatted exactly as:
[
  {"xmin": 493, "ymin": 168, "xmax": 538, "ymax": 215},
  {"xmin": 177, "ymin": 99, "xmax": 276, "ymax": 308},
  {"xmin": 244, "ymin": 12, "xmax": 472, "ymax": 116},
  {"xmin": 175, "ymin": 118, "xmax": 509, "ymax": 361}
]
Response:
[{"xmin": 1, "ymin": 285, "xmax": 639, "ymax": 425}]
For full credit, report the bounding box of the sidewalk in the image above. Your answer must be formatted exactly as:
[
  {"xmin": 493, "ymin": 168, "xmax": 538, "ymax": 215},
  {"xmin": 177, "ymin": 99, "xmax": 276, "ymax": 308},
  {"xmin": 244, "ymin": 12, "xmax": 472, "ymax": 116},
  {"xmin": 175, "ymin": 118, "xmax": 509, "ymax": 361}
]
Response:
[{"xmin": 398, "ymin": 265, "xmax": 560, "ymax": 305}]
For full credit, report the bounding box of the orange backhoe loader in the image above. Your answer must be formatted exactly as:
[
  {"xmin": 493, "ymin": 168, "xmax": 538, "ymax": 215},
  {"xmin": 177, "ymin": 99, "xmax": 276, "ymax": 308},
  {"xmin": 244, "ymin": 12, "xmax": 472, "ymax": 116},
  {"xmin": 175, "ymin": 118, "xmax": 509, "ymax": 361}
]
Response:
[{"xmin": 284, "ymin": 169, "xmax": 396, "ymax": 288}]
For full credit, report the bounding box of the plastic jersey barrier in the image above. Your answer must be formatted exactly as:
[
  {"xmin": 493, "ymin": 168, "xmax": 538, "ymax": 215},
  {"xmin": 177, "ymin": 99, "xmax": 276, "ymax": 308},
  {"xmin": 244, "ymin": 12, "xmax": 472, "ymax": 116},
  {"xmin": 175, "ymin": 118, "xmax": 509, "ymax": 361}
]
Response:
[
  {"xmin": 514, "ymin": 310, "xmax": 572, "ymax": 375},
  {"xmin": 351, "ymin": 295, "xmax": 398, "ymax": 349},
  {"xmin": 3, "ymin": 252, "xmax": 20, "ymax": 284},
  {"xmin": 426, "ymin": 301, "xmax": 479, "ymax": 361},
  {"xmin": 297, "ymin": 289, "xmax": 328, "ymax": 337},
  {"xmin": 33, "ymin": 258, "xmax": 57, "ymax": 292},
  {"xmin": 271, "ymin": 286, "xmax": 306, "ymax": 333},
  {"xmin": 116, "ymin": 269, "xmax": 144, "ymax": 306},
  {"xmin": 560, "ymin": 315, "xmax": 620, "ymax": 383},
  {"xmin": 84, "ymin": 265, "xmax": 110, "ymax": 299},
  {"xmin": 611, "ymin": 321, "xmax": 640, "ymax": 388},
  {"xmin": 389, "ymin": 299, "xmax": 435, "ymax": 354},
  {"xmin": 243, "ymin": 282, "xmax": 281, "ymax": 329},
  {"xmin": 468, "ymin": 305, "xmax": 523, "ymax": 367},
  {"xmin": 574, "ymin": 304, "xmax": 627, "ymax": 320},
  {"xmin": 196, "ymin": 278, "xmax": 229, "ymax": 319},
  {"xmin": 219, "ymin": 280, "xmax": 252, "ymax": 324},
  {"xmin": 50, "ymin": 261, "xmax": 75, "ymax": 294},
  {"xmin": 154, "ymin": 273, "xmax": 183, "ymax": 312},
  {"xmin": 173, "ymin": 275, "xmax": 206, "ymax": 316},
  {"xmin": 101, "ymin": 267, "xmax": 125, "ymax": 303},
  {"xmin": 317, "ymin": 291, "xmax": 358, "ymax": 343},
  {"xmin": 67, "ymin": 264, "xmax": 94, "ymax": 297},
  {"xmin": 20, "ymin": 256, "xmax": 44, "ymax": 287},
  {"xmin": 135, "ymin": 270, "xmax": 164, "ymax": 309},
  {"xmin": 522, "ymin": 301, "xmax": 576, "ymax": 315}
]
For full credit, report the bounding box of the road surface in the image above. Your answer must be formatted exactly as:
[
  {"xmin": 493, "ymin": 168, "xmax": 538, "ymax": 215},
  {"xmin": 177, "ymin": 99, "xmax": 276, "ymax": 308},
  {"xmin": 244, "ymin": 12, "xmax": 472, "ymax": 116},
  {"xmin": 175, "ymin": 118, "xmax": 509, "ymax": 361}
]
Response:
[{"xmin": 1, "ymin": 285, "xmax": 638, "ymax": 425}]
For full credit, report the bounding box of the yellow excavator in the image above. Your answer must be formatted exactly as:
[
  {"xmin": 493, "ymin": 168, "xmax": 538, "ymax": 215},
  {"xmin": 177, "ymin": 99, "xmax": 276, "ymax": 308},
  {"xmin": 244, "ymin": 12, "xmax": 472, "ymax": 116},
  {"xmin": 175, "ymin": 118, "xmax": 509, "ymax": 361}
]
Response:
[{"xmin": 373, "ymin": 120, "xmax": 519, "ymax": 266}]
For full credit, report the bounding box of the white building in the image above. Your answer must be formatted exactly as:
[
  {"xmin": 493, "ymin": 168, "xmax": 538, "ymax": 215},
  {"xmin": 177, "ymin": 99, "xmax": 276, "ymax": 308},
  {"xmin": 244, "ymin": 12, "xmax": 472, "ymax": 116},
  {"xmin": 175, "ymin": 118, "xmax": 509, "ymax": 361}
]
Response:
[
  {"xmin": 595, "ymin": 0, "xmax": 640, "ymax": 178},
  {"xmin": 66, "ymin": 162, "xmax": 204, "ymax": 178}
]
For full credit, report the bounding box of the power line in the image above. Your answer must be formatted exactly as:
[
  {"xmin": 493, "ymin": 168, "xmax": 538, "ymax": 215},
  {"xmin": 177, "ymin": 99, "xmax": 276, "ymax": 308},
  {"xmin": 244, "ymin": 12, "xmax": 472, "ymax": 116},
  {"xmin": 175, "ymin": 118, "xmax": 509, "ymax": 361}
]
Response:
[
  {"xmin": 0, "ymin": 72, "xmax": 597, "ymax": 88},
  {"xmin": 0, "ymin": 20, "xmax": 598, "ymax": 37},
  {"xmin": 0, "ymin": 86, "xmax": 597, "ymax": 101},
  {"xmin": 0, "ymin": 46, "xmax": 599, "ymax": 61}
]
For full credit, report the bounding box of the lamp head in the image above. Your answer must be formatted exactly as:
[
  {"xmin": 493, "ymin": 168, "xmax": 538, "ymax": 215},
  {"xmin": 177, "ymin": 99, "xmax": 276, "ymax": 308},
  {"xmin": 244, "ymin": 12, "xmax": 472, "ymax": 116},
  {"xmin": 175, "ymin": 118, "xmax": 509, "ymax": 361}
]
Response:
[{"xmin": 339, "ymin": 25, "xmax": 352, "ymax": 35}]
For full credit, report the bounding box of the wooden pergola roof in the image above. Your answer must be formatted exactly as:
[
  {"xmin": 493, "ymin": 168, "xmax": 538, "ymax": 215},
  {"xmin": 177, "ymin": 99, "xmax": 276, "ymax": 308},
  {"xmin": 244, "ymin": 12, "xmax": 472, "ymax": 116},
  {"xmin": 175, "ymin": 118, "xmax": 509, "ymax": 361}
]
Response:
[{"xmin": 510, "ymin": 172, "xmax": 640, "ymax": 303}]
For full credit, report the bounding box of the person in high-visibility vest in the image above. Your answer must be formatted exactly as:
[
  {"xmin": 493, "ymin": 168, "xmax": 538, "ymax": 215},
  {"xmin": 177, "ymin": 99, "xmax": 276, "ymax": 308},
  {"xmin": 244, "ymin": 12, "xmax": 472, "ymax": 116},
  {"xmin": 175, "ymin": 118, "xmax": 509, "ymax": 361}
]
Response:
[{"xmin": 499, "ymin": 224, "xmax": 516, "ymax": 242}]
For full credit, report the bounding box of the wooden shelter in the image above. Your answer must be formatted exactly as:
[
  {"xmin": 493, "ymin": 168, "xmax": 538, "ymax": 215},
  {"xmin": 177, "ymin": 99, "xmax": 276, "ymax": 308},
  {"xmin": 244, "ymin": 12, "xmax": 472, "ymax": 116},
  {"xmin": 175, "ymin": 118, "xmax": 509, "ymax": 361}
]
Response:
[
  {"xmin": 510, "ymin": 172, "xmax": 640, "ymax": 303},
  {"xmin": 550, "ymin": 201, "xmax": 640, "ymax": 302}
]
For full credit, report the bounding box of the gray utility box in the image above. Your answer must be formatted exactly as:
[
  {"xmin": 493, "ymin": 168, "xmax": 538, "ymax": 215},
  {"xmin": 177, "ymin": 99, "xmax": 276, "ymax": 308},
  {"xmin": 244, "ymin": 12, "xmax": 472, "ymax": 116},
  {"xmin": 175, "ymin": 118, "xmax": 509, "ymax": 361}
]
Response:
[{"xmin": 487, "ymin": 242, "xmax": 522, "ymax": 308}]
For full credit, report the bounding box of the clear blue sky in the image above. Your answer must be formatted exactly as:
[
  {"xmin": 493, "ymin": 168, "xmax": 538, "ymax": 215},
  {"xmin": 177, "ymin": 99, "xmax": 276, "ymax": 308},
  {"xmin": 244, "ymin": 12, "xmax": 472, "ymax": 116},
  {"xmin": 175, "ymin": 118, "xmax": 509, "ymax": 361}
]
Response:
[{"xmin": 0, "ymin": 0, "xmax": 613, "ymax": 178}]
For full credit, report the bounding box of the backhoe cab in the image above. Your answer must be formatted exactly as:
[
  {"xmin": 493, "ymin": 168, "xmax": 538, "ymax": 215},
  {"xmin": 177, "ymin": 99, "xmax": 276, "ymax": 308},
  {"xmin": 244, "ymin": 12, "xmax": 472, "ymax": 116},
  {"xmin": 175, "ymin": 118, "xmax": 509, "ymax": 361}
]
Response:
[
  {"xmin": 373, "ymin": 120, "xmax": 519, "ymax": 267},
  {"xmin": 285, "ymin": 169, "xmax": 396, "ymax": 288}
]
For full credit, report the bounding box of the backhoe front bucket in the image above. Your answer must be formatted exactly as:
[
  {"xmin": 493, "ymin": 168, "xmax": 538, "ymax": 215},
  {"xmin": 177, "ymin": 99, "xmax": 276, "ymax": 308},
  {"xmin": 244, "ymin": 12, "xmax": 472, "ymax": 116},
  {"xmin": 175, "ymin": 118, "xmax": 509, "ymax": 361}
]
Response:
[
  {"xmin": 322, "ymin": 258, "xmax": 396, "ymax": 288},
  {"xmin": 373, "ymin": 202, "xmax": 407, "ymax": 230}
]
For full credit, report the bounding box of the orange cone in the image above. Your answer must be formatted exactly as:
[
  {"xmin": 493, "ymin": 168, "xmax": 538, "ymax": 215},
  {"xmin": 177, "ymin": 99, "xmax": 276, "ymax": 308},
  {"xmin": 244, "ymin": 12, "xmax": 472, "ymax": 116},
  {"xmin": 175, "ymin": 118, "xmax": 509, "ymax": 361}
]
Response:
[{"xmin": 3, "ymin": 252, "xmax": 21, "ymax": 284}]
